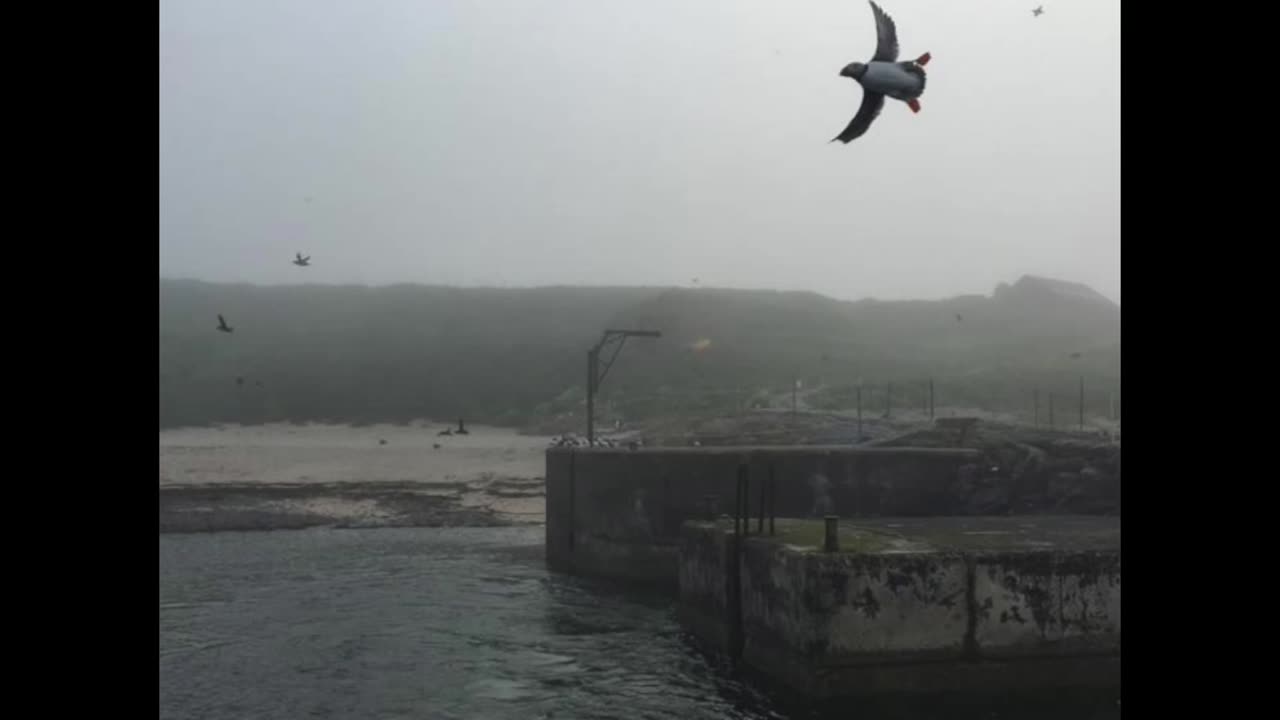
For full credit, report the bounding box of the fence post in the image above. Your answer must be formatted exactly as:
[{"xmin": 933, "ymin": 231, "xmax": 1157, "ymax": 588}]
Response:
[
  {"xmin": 768, "ymin": 463, "xmax": 776, "ymax": 536},
  {"xmin": 856, "ymin": 384, "xmax": 863, "ymax": 439},
  {"xmin": 736, "ymin": 464, "xmax": 749, "ymax": 536},
  {"xmin": 757, "ymin": 467, "xmax": 766, "ymax": 534},
  {"xmin": 1079, "ymin": 376, "xmax": 1085, "ymax": 431}
]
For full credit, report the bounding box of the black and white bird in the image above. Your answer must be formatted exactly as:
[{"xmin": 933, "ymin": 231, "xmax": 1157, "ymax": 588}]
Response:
[
  {"xmin": 1033, "ymin": 6, "xmax": 1045, "ymax": 17},
  {"xmin": 833, "ymin": 2, "xmax": 931, "ymax": 144},
  {"xmin": 293, "ymin": 252, "xmax": 311, "ymax": 267},
  {"xmin": 217, "ymin": 314, "xmax": 234, "ymax": 333}
]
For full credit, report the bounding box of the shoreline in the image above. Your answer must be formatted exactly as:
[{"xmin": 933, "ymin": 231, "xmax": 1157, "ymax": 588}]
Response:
[
  {"xmin": 160, "ymin": 422, "xmax": 550, "ymax": 534},
  {"xmin": 159, "ymin": 479, "xmax": 546, "ymax": 534}
]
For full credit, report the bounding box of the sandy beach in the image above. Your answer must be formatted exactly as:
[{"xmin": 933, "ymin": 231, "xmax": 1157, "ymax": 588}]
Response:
[{"xmin": 160, "ymin": 422, "xmax": 550, "ymax": 533}]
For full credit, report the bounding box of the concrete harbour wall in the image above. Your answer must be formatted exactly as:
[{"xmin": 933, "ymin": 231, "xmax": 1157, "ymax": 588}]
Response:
[
  {"xmin": 545, "ymin": 446, "xmax": 983, "ymax": 587},
  {"xmin": 679, "ymin": 521, "xmax": 1120, "ymax": 697}
]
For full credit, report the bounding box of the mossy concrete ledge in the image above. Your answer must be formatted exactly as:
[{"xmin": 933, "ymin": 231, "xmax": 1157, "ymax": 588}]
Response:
[{"xmin": 678, "ymin": 517, "xmax": 1120, "ymax": 698}]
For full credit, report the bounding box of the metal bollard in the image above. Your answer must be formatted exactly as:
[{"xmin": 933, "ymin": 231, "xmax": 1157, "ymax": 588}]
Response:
[{"xmin": 823, "ymin": 515, "xmax": 839, "ymax": 552}]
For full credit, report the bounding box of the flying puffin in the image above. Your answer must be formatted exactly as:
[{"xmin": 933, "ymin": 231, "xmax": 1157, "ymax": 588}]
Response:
[
  {"xmin": 833, "ymin": 2, "xmax": 931, "ymax": 144},
  {"xmin": 293, "ymin": 252, "xmax": 311, "ymax": 267}
]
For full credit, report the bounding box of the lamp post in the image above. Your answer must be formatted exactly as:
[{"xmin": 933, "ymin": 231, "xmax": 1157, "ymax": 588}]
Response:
[{"xmin": 586, "ymin": 329, "xmax": 661, "ymax": 443}]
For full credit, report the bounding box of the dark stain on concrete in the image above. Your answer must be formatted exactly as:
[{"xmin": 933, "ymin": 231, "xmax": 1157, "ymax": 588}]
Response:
[{"xmin": 852, "ymin": 587, "xmax": 881, "ymax": 619}]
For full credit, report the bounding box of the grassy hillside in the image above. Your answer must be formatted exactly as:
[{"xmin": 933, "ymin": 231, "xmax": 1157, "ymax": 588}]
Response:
[{"xmin": 158, "ymin": 276, "xmax": 1120, "ymax": 429}]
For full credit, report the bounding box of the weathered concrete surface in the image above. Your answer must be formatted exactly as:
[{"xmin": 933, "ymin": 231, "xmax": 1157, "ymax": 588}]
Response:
[
  {"xmin": 546, "ymin": 446, "xmax": 982, "ymax": 585},
  {"xmin": 972, "ymin": 551, "xmax": 1121, "ymax": 657},
  {"xmin": 675, "ymin": 522, "xmax": 735, "ymax": 651},
  {"xmin": 679, "ymin": 516, "xmax": 1120, "ymax": 697}
]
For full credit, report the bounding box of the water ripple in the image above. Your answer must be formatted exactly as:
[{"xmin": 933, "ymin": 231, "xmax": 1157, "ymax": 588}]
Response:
[{"xmin": 161, "ymin": 526, "xmax": 1117, "ymax": 720}]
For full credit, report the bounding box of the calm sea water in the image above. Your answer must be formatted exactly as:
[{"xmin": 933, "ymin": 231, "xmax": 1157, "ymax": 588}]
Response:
[{"xmin": 159, "ymin": 526, "xmax": 1118, "ymax": 720}]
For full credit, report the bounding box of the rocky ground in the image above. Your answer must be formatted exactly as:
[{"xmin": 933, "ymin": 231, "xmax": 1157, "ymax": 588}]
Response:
[
  {"xmin": 874, "ymin": 420, "xmax": 1121, "ymax": 515},
  {"xmin": 158, "ymin": 477, "xmax": 547, "ymax": 533}
]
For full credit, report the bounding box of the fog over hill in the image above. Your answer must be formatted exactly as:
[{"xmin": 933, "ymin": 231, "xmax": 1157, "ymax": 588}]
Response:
[{"xmin": 159, "ymin": 275, "xmax": 1120, "ymax": 430}]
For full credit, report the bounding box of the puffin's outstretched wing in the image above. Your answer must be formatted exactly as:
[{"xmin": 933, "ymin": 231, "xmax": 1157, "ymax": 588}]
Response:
[
  {"xmin": 832, "ymin": 91, "xmax": 885, "ymax": 143},
  {"xmin": 869, "ymin": 2, "xmax": 899, "ymax": 62}
]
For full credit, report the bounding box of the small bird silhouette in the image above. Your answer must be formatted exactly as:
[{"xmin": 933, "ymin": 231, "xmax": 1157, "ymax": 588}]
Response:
[
  {"xmin": 1069, "ymin": 352, "xmax": 1082, "ymax": 359},
  {"xmin": 834, "ymin": 2, "xmax": 931, "ymax": 144},
  {"xmin": 235, "ymin": 376, "xmax": 244, "ymax": 386},
  {"xmin": 1032, "ymin": 6, "xmax": 1044, "ymax": 17},
  {"xmin": 293, "ymin": 252, "xmax": 311, "ymax": 267},
  {"xmin": 379, "ymin": 438, "xmax": 387, "ymax": 446},
  {"xmin": 217, "ymin": 315, "xmax": 233, "ymax": 333},
  {"xmin": 955, "ymin": 313, "xmax": 963, "ymax": 323}
]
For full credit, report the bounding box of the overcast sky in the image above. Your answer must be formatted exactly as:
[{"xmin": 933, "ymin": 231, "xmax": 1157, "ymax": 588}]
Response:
[{"xmin": 159, "ymin": 0, "xmax": 1120, "ymax": 302}]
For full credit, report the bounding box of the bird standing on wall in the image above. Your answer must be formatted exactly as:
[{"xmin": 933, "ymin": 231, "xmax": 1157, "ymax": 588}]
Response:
[{"xmin": 833, "ymin": 2, "xmax": 931, "ymax": 144}]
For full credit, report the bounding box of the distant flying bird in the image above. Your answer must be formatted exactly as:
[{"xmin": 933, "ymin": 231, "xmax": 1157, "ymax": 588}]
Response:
[
  {"xmin": 235, "ymin": 376, "xmax": 244, "ymax": 386},
  {"xmin": 293, "ymin": 252, "xmax": 311, "ymax": 267},
  {"xmin": 833, "ymin": 2, "xmax": 931, "ymax": 144},
  {"xmin": 217, "ymin": 314, "xmax": 233, "ymax": 333},
  {"xmin": 379, "ymin": 439, "xmax": 387, "ymax": 446},
  {"xmin": 1069, "ymin": 352, "xmax": 1082, "ymax": 359},
  {"xmin": 1033, "ymin": 6, "xmax": 1044, "ymax": 17},
  {"xmin": 955, "ymin": 313, "xmax": 963, "ymax": 323}
]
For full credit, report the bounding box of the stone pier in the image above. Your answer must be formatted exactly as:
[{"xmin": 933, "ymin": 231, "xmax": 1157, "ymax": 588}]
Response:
[{"xmin": 678, "ymin": 516, "xmax": 1120, "ymax": 697}]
